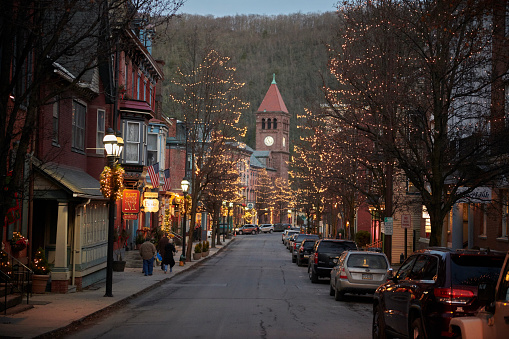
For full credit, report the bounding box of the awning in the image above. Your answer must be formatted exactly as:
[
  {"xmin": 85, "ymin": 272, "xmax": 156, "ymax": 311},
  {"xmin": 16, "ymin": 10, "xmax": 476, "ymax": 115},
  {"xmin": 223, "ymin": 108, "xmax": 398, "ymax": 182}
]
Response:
[{"xmin": 33, "ymin": 161, "xmax": 105, "ymax": 200}]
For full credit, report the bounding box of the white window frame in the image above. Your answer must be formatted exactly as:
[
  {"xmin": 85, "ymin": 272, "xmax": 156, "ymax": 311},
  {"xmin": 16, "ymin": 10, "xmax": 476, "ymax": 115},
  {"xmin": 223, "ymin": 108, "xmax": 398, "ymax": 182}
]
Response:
[
  {"xmin": 96, "ymin": 109, "xmax": 105, "ymax": 154},
  {"xmin": 147, "ymin": 132, "xmax": 158, "ymax": 166},
  {"xmin": 125, "ymin": 121, "xmax": 141, "ymax": 163}
]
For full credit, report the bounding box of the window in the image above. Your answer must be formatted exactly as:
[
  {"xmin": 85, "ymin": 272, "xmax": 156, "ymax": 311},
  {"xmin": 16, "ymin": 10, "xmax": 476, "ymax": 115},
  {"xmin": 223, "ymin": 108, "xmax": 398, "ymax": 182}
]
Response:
[
  {"xmin": 267, "ymin": 118, "xmax": 272, "ymax": 129},
  {"xmin": 96, "ymin": 109, "xmax": 105, "ymax": 154},
  {"xmin": 125, "ymin": 121, "xmax": 140, "ymax": 163},
  {"xmin": 137, "ymin": 73, "xmax": 141, "ymax": 100},
  {"xmin": 273, "ymin": 118, "xmax": 277, "ymax": 129},
  {"xmin": 147, "ymin": 133, "xmax": 157, "ymax": 165},
  {"xmin": 396, "ymin": 255, "xmax": 417, "ymax": 280},
  {"xmin": 149, "ymin": 85, "xmax": 153, "ymax": 107},
  {"xmin": 410, "ymin": 255, "xmax": 438, "ymax": 281},
  {"xmin": 132, "ymin": 69, "xmax": 135, "ymax": 98},
  {"xmin": 52, "ymin": 98, "xmax": 59, "ymax": 144},
  {"xmin": 72, "ymin": 100, "xmax": 86, "ymax": 152},
  {"xmin": 262, "ymin": 119, "xmax": 265, "ymax": 129},
  {"xmin": 143, "ymin": 79, "xmax": 147, "ymax": 102}
]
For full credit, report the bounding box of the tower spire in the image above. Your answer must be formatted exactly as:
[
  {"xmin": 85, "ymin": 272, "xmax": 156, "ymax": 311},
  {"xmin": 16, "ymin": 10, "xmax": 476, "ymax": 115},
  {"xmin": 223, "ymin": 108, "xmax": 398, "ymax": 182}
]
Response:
[{"xmin": 272, "ymin": 73, "xmax": 276, "ymax": 84}]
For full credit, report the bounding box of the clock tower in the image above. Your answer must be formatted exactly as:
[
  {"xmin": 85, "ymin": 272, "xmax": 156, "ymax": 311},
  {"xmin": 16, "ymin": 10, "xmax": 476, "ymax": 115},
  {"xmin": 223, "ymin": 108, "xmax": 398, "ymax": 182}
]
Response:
[{"xmin": 256, "ymin": 74, "xmax": 290, "ymax": 181}]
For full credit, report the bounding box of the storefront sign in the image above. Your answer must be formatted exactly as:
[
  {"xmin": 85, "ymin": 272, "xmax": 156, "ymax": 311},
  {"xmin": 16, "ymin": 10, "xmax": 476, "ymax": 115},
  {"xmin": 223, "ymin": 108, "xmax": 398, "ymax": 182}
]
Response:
[
  {"xmin": 123, "ymin": 214, "xmax": 138, "ymax": 220},
  {"xmin": 122, "ymin": 190, "xmax": 140, "ymax": 214},
  {"xmin": 144, "ymin": 192, "xmax": 158, "ymax": 199},
  {"xmin": 143, "ymin": 198, "xmax": 159, "ymax": 212}
]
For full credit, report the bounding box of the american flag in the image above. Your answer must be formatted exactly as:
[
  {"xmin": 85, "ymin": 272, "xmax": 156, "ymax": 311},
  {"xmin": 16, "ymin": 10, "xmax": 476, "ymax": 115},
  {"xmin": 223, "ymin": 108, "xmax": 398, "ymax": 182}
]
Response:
[
  {"xmin": 162, "ymin": 169, "xmax": 171, "ymax": 191},
  {"xmin": 147, "ymin": 162, "xmax": 159, "ymax": 188}
]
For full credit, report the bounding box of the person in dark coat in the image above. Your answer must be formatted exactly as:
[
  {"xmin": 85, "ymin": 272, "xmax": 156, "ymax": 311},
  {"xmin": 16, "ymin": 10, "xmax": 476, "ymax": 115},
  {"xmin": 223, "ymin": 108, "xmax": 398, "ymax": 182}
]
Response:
[
  {"xmin": 162, "ymin": 238, "xmax": 177, "ymax": 273},
  {"xmin": 158, "ymin": 233, "xmax": 169, "ymax": 271}
]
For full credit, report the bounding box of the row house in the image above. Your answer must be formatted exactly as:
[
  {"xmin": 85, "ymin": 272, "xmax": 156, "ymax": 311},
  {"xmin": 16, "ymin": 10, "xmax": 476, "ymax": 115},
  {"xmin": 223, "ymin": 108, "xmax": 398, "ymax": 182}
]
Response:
[{"xmin": 3, "ymin": 9, "xmax": 169, "ymax": 292}]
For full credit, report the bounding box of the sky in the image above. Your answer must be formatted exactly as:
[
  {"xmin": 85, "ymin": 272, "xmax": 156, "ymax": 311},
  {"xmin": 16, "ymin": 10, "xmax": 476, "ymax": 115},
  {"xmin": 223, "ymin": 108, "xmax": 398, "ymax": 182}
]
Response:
[{"xmin": 177, "ymin": 0, "xmax": 338, "ymax": 17}]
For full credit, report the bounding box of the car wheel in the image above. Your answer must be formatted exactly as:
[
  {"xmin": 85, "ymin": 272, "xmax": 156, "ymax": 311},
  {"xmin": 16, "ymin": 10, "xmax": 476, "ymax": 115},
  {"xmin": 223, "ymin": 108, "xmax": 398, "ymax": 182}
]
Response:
[
  {"xmin": 270, "ymin": 229, "xmax": 273, "ymax": 233},
  {"xmin": 372, "ymin": 304, "xmax": 388, "ymax": 339},
  {"xmin": 334, "ymin": 287, "xmax": 345, "ymax": 301},
  {"xmin": 297, "ymin": 257, "xmax": 301, "ymax": 266},
  {"xmin": 292, "ymin": 255, "xmax": 296, "ymax": 263},
  {"xmin": 252, "ymin": 230, "xmax": 256, "ymax": 235},
  {"xmin": 239, "ymin": 231, "xmax": 243, "ymax": 235},
  {"xmin": 411, "ymin": 318, "xmax": 424, "ymax": 339},
  {"xmin": 329, "ymin": 284, "xmax": 335, "ymax": 296},
  {"xmin": 309, "ymin": 267, "xmax": 318, "ymax": 283}
]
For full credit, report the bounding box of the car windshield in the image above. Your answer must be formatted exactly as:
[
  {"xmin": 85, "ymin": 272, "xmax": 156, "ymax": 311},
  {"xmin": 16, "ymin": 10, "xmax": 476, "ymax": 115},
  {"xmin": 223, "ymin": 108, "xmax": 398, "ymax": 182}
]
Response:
[
  {"xmin": 320, "ymin": 241, "xmax": 357, "ymax": 253},
  {"xmin": 296, "ymin": 235, "xmax": 319, "ymax": 242},
  {"xmin": 302, "ymin": 241, "xmax": 316, "ymax": 249},
  {"xmin": 450, "ymin": 254, "xmax": 505, "ymax": 286},
  {"xmin": 347, "ymin": 254, "xmax": 388, "ymax": 269}
]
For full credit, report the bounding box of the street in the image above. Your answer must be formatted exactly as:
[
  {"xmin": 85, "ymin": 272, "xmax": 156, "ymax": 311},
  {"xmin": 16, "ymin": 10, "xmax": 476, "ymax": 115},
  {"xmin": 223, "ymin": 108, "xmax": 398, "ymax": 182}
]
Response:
[{"xmin": 65, "ymin": 233, "xmax": 373, "ymax": 339}]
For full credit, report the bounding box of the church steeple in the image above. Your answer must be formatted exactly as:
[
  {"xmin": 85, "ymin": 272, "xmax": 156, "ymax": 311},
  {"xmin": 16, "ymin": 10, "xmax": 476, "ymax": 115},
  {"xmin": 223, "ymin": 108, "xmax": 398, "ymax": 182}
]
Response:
[{"xmin": 257, "ymin": 74, "xmax": 288, "ymax": 113}]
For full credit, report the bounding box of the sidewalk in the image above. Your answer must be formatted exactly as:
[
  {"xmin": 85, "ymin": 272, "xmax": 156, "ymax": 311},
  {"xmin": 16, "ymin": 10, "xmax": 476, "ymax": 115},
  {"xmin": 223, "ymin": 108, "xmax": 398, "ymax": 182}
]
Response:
[{"xmin": 0, "ymin": 238, "xmax": 234, "ymax": 339}]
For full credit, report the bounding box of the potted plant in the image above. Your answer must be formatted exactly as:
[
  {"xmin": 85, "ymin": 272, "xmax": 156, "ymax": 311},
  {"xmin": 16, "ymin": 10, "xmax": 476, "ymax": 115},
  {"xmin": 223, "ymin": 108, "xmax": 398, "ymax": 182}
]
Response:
[
  {"xmin": 113, "ymin": 227, "xmax": 130, "ymax": 272},
  {"xmin": 193, "ymin": 242, "xmax": 202, "ymax": 260},
  {"xmin": 202, "ymin": 240, "xmax": 210, "ymax": 257},
  {"xmin": 31, "ymin": 247, "xmax": 50, "ymax": 293}
]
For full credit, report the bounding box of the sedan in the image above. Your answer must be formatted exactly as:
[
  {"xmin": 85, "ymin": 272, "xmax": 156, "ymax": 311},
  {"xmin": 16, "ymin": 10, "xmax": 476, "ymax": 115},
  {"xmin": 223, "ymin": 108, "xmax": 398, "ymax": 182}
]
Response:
[{"xmin": 330, "ymin": 251, "xmax": 390, "ymax": 301}]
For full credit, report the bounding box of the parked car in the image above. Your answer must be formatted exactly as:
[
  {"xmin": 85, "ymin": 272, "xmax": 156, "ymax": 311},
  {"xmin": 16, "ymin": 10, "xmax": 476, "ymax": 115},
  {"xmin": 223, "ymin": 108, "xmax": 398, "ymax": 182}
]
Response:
[
  {"xmin": 237, "ymin": 224, "xmax": 258, "ymax": 235},
  {"xmin": 296, "ymin": 239, "xmax": 318, "ymax": 266},
  {"xmin": 372, "ymin": 248, "xmax": 506, "ymax": 339},
  {"xmin": 287, "ymin": 233, "xmax": 299, "ymax": 251},
  {"xmin": 283, "ymin": 230, "xmax": 299, "ymax": 246},
  {"xmin": 449, "ymin": 251, "xmax": 509, "ymax": 339},
  {"xmin": 291, "ymin": 234, "xmax": 320, "ymax": 263},
  {"xmin": 308, "ymin": 239, "xmax": 358, "ymax": 283},
  {"xmin": 330, "ymin": 251, "xmax": 391, "ymax": 301},
  {"xmin": 259, "ymin": 224, "xmax": 274, "ymax": 233},
  {"xmin": 274, "ymin": 223, "xmax": 291, "ymax": 232}
]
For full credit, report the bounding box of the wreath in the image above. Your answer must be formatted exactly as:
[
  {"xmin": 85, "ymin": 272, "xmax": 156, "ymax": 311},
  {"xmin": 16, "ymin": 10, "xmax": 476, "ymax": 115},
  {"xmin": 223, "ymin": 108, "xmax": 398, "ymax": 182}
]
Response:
[{"xmin": 100, "ymin": 164, "xmax": 125, "ymax": 200}]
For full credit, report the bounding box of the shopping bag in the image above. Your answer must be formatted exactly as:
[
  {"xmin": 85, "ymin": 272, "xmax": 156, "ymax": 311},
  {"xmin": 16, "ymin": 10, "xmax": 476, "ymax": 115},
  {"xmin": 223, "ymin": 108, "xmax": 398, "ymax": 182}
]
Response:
[{"xmin": 156, "ymin": 252, "xmax": 162, "ymax": 263}]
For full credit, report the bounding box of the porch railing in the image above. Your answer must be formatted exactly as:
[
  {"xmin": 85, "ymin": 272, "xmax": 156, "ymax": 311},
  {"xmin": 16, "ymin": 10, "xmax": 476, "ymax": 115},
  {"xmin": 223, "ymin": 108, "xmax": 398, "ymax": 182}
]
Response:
[{"xmin": 0, "ymin": 250, "xmax": 32, "ymax": 315}]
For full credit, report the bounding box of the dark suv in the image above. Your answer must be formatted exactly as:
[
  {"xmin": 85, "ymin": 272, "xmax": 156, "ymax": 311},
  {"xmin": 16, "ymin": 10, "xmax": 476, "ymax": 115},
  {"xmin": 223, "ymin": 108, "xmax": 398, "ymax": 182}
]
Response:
[
  {"xmin": 372, "ymin": 248, "xmax": 506, "ymax": 339},
  {"xmin": 308, "ymin": 239, "xmax": 357, "ymax": 283},
  {"xmin": 291, "ymin": 234, "xmax": 320, "ymax": 263}
]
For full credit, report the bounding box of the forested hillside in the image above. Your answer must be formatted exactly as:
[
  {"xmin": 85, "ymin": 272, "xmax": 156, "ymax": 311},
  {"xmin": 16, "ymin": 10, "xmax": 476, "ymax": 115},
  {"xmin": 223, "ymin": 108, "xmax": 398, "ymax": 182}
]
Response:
[{"xmin": 153, "ymin": 12, "xmax": 339, "ymax": 148}]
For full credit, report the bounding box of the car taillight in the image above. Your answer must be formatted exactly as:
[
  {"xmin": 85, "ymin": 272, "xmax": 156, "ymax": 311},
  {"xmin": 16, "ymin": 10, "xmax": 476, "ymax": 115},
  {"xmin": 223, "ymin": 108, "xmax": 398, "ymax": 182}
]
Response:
[
  {"xmin": 339, "ymin": 267, "xmax": 347, "ymax": 279},
  {"xmin": 314, "ymin": 252, "xmax": 318, "ymax": 264},
  {"xmin": 293, "ymin": 243, "xmax": 297, "ymax": 250},
  {"xmin": 434, "ymin": 288, "xmax": 474, "ymax": 305}
]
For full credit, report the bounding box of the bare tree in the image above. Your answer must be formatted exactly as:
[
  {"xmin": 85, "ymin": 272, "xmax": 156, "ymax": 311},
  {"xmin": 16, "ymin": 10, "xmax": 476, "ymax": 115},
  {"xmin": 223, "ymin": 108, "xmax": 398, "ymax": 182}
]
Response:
[
  {"xmin": 0, "ymin": 0, "xmax": 184, "ymax": 243},
  {"xmin": 170, "ymin": 50, "xmax": 249, "ymax": 260},
  {"xmin": 324, "ymin": 0, "xmax": 509, "ymax": 246}
]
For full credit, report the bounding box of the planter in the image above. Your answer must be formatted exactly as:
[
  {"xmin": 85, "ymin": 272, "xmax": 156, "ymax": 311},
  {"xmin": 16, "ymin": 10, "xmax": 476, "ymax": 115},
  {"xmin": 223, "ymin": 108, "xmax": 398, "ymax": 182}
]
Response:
[
  {"xmin": 201, "ymin": 250, "xmax": 209, "ymax": 257},
  {"xmin": 112, "ymin": 261, "xmax": 126, "ymax": 272},
  {"xmin": 32, "ymin": 274, "xmax": 50, "ymax": 293},
  {"xmin": 193, "ymin": 252, "xmax": 202, "ymax": 260}
]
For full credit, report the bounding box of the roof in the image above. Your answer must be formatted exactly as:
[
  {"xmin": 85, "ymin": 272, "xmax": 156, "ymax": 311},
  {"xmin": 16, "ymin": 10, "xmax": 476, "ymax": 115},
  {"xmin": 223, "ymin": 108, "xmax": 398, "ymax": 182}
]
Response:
[{"xmin": 256, "ymin": 75, "xmax": 288, "ymax": 113}]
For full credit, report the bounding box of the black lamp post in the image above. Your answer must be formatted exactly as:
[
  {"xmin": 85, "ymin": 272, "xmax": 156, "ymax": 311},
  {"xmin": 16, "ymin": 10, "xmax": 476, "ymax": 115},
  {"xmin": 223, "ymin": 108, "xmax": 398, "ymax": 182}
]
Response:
[
  {"xmin": 180, "ymin": 179, "xmax": 189, "ymax": 263},
  {"xmin": 102, "ymin": 128, "xmax": 123, "ymax": 297}
]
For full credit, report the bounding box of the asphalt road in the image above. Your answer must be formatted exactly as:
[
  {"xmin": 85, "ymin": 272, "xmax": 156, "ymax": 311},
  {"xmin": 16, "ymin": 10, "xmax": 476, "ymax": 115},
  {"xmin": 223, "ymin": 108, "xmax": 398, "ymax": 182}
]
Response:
[{"xmin": 66, "ymin": 233, "xmax": 373, "ymax": 339}]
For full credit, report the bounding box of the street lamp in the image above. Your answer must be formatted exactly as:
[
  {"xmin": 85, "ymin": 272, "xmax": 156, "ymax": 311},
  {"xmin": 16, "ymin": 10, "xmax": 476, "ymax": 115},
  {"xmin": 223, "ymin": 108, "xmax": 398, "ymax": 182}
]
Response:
[
  {"xmin": 103, "ymin": 128, "xmax": 123, "ymax": 297},
  {"xmin": 180, "ymin": 179, "xmax": 190, "ymax": 263}
]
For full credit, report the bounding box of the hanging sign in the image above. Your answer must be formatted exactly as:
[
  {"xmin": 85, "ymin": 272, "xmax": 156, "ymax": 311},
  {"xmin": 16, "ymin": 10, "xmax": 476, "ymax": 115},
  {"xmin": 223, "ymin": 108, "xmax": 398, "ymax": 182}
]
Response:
[
  {"xmin": 124, "ymin": 214, "xmax": 138, "ymax": 220},
  {"xmin": 143, "ymin": 198, "xmax": 159, "ymax": 212},
  {"xmin": 122, "ymin": 190, "xmax": 140, "ymax": 214}
]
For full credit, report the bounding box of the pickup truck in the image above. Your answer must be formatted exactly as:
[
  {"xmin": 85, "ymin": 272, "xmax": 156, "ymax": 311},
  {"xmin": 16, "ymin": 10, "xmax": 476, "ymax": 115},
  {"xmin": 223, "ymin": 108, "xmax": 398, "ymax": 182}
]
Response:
[{"xmin": 449, "ymin": 251, "xmax": 509, "ymax": 339}]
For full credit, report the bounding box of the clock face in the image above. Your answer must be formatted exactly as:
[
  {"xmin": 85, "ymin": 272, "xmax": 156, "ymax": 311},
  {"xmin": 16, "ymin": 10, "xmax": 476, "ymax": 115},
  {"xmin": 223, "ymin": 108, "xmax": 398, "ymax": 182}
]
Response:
[{"xmin": 264, "ymin": 136, "xmax": 274, "ymax": 146}]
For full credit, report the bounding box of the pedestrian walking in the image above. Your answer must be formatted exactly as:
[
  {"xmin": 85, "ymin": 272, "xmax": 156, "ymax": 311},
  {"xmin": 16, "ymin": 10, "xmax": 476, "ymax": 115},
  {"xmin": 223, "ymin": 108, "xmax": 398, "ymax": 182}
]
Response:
[
  {"xmin": 158, "ymin": 233, "xmax": 169, "ymax": 271},
  {"xmin": 139, "ymin": 240, "xmax": 156, "ymax": 276},
  {"xmin": 162, "ymin": 238, "xmax": 177, "ymax": 273}
]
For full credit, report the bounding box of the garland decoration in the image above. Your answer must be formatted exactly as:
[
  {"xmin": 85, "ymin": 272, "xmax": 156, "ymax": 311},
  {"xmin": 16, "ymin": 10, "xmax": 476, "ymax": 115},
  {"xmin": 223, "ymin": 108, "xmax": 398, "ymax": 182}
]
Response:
[{"xmin": 100, "ymin": 164, "xmax": 125, "ymax": 200}]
